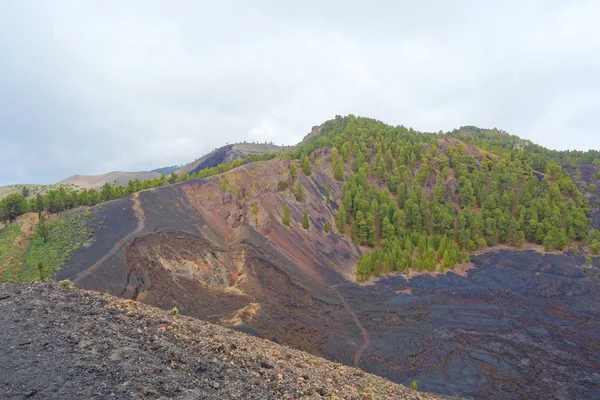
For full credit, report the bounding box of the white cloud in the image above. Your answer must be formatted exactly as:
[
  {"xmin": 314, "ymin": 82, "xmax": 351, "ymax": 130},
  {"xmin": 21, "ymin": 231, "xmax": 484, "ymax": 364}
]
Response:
[{"xmin": 0, "ymin": 0, "xmax": 599, "ymax": 184}]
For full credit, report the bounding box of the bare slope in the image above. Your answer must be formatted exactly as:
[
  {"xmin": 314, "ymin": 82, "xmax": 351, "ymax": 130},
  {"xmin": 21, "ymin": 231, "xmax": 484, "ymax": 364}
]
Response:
[
  {"xmin": 59, "ymin": 170, "xmax": 161, "ymax": 190},
  {"xmin": 57, "ymin": 153, "xmax": 365, "ymax": 360},
  {"xmin": 0, "ymin": 281, "xmax": 441, "ymax": 400}
]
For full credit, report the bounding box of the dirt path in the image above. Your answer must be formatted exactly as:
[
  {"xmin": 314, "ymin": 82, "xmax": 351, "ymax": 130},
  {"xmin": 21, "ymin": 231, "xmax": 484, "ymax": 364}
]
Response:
[
  {"xmin": 73, "ymin": 193, "xmax": 146, "ymax": 284},
  {"xmin": 333, "ymin": 288, "xmax": 371, "ymax": 367}
]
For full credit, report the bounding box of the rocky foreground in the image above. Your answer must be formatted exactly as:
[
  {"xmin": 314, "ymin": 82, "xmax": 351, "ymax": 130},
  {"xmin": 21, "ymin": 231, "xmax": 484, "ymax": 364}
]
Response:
[{"xmin": 0, "ymin": 282, "xmax": 445, "ymax": 400}]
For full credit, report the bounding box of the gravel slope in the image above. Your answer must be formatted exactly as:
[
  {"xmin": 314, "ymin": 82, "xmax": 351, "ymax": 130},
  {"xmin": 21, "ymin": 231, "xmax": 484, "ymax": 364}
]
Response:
[{"xmin": 0, "ymin": 282, "xmax": 444, "ymax": 400}]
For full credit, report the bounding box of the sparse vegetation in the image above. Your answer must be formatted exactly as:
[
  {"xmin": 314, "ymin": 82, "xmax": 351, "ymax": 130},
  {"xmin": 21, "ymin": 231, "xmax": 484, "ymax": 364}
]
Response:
[
  {"xmin": 302, "ymin": 210, "xmax": 310, "ymax": 230},
  {"xmin": 324, "ymin": 221, "xmax": 330, "ymax": 233},
  {"xmin": 58, "ymin": 279, "xmax": 73, "ymax": 289},
  {"xmin": 171, "ymin": 307, "xmax": 179, "ymax": 315},
  {"xmin": 278, "ymin": 180, "xmax": 289, "ymax": 191},
  {"xmin": 3, "ymin": 211, "xmax": 95, "ymax": 282},
  {"xmin": 282, "ymin": 206, "xmax": 291, "ymax": 227},
  {"xmin": 301, "ymin": 153, "xmax": 312, "ymax": 176},
  {"xmin": 410, "ymin": 380, "xmax": 418, "ymax": 391},
  {"xmin": 292, "ymin": 182, "xmax": 305, "ymax": 202},
  {"xmin": 221, "ymin": 178, "xmax": 232, "ymax": 192}
]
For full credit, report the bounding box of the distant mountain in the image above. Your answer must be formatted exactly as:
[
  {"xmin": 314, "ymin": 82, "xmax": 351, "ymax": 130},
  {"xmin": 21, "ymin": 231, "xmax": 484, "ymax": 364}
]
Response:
[
  {"xmin": 58, "ymin": 171, "xmax": 161, "ymax": 190},
  {"xmin": 176, "ymin": 143, "xmax": 288, "ymax": 176},
  {"xmin": 0, "ymin": 171, "xmax": 163, "ymax": 201}
]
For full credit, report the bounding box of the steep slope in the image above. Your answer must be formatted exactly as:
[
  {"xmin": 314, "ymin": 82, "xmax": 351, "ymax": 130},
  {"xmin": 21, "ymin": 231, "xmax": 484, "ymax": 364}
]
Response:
[
  {"xmin": 0, "ymin": 281, "xmax": 442, "ymax": 400},
  {"xmin": 2, "ymin": 116, "xmax": 600, "ymax": 398},
  {"xmin": 57, "ymin": 154, "xmax": 364, "ymax": 359},
  {"xmin": 59, "ymin": 170, "xmax": 161, "ymax": 190},
  {"xmin": 176, "ymin": 143, "xmax": 288, "ymax": 176}
]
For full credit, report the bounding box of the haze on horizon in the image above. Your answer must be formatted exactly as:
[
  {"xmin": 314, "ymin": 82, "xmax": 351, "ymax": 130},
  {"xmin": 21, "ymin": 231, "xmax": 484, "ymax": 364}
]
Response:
[{"xmin": 1, "ymin": 1, "xmax": 599, "ymax": 185}]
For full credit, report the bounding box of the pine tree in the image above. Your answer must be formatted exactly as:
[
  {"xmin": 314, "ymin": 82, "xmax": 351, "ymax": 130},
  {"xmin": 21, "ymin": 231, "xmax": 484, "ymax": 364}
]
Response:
[
  {"xmin": 334, "ymin": 157, "xmax": 344, "ymax": 181},
  {"xmin": 282, "ymin": 205, "xmax": 291, "ymax": 226},
  {"xmin": 336, "ymin": 204, "xmax": 346, "ymax": 234},
  {"xmin": 36, "ymin": 213, "xmax": 50, "ymax": 243},
  {"xmin": 324, "ymin": 221, "xmax": 330, "ymax": 233},
  {"xmin": 292, "ymin": 182, "xmax": 305, "ymax": 202},
  {"xmin": 302, "ymin": 209, "xmax": 310, "ymax": 230},
  {"xmin": 37, "ymin": 261, "xmax": 45, "ymax": 281},
  {"xmin": 301, "ymin": 153, "xmax": 312, "ymax": 176}
]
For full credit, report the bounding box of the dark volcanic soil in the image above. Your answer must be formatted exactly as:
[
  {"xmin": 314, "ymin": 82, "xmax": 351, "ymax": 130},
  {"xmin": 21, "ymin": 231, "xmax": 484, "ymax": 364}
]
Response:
[
  {"xmin": 0, "ymin": 282, "xmax": 442, "ymax": 400},
  {"xmin": 50, "ymin": 157, "xmax": 600, "ymax": 400},
  {"xmin": 349, "ymin": 250, "xmax": 600, "ymax": 399}
]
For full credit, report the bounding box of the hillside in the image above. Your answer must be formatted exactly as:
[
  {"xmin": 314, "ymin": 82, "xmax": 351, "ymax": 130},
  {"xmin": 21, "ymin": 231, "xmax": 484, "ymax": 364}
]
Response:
[
  {"xmin": 0, "ymin": 281, "xmax": 442, "ymax": 399},
  {"xmin": 176, "ymin": 143, "xmax": 288, "ymax": 176},
  {"xmin": 0, "ymin": 171, "xmax": 163, "ymax": 201},
  {"xmin": 1, "ymin": 116, "xmax": 600, "ymax": 398},
  {"xmin": 58, "ymin": 171, "xmax": 162, "ymax": 190}
]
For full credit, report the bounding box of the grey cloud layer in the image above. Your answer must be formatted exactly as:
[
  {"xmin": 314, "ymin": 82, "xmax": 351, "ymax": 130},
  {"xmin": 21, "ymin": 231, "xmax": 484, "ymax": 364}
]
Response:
[{"xmin": 1, "ymin": 1, "xmax": 598, "ymax": 184}]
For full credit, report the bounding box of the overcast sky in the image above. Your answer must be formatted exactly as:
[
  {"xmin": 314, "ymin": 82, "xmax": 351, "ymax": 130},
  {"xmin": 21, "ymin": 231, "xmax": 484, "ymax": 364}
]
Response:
[{"xmin": 1, "ymin": 1, "xmax": 599, "ymax": 185}]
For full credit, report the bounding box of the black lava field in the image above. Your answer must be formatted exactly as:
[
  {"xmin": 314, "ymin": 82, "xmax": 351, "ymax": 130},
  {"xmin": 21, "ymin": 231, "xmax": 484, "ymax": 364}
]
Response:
[{"xmin": 332, "ymin": 250, "xmax": 600, "ymax": 399}]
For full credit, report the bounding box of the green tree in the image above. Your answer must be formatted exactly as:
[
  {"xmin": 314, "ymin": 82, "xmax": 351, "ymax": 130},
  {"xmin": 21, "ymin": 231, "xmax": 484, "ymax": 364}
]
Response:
[
  {"xmin": 336, "ymin": 204, "xmax": 346, "ymax": 234},
  {"xmin": 356, "ymin": 254, "xmax": 372, "ymax": 281},
  {"xmin": 333, "ymin": 156, "xmax": 344, "ymax": 181},
  {"xmin": 381, "ymin": 216, "xmax": 395, "ymax": 240},
  {"xmin": 301, "ymin": 153, "xmax": 312, "ymax": 176},
  {"xmin": 324, "ymin": 221, "xmax": 331, "ymax": 233},
  {"xmin": 302, "ymin": 209, "xmax": 310, "ymax": 229},
  {"xmin": 100, "ymin": 183, "xmax": 115, "ymax": 202},
  {"xmin": 282, "ymin": 205, "xmax": 291, "ymax": 226},
  {"xmin": 1, "ymin": 193, "xmax": 28, "ymax": 222},
  {"xmin": 590, "ymin": 239, "xmax": 600, "ymax": 255},
  {"xmin": 36, "ymin": 213, "xmax": 50, "ymax": 243},
  {"xmin": 289, "ymin": 163, "xmax": 297, "ymax": 180},
  {"xmin": 37, "ymin": 261, "xmax": 46, "ymax": 281},
  {"xmin": 292, "ymin": 182, "xmax": 305, "ymax": 202}
]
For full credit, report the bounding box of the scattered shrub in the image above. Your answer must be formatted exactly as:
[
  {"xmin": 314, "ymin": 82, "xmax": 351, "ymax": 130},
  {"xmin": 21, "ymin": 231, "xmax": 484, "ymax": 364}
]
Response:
[{"xmin": 58, "ymin": 279, "xmax": 73, "ymax": 289}]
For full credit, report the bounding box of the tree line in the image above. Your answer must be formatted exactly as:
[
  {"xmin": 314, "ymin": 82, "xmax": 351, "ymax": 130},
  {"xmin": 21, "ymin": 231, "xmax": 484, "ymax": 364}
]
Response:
[{"xmin": 0, "ymin": 152, "xmax": 277, "ymax": 226}]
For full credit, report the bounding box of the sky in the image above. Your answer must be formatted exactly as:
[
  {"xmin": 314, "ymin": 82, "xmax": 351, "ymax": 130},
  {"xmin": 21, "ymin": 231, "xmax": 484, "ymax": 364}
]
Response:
[{"xmin": 1, "ymin": 1, "xmax": 599, "ymax": 185}]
